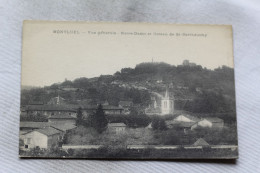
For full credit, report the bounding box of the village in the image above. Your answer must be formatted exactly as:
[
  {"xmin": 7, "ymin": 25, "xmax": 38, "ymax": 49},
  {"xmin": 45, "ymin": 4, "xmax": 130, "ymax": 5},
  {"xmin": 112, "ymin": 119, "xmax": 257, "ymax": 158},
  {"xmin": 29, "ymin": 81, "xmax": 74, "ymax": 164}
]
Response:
[
  {"xmin": 19, "ymin": 60, "xmax": 238, "ymax": 158},
  {"xmin": 19, "ymin": 86, "xmax": 237, "ymax": 157}
]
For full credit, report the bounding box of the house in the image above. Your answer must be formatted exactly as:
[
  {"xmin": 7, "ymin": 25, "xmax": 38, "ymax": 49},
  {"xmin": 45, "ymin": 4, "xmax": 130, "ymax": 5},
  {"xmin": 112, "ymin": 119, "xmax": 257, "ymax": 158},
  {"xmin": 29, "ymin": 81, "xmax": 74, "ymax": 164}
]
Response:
[
  {"xmin": 174, "ymin": 114, "xmax": 200, "ymax": 123},
  {"xmin": 80, "ymin": 105, "xmax": 124, "ymax": 116},
  {"xmin": 145, "ymin": 107, "xmax": 161, "ymax": 115},
  {"xmin": 60, "ymin": 86, "xmax": 78, "ymax": 92},
  {"xmin": 48, "ymin": 114, "xmax": 76, "ymax": 126},
  {"xmin": 165, "ymin": 120, "xmax": 196, "ymax": 133},
  {"xmin": 20, "ymin": 121, "xmax": 76, "ymax": 134},
  {"xmin": 22, "ymin": 104, "xmax": 77, "ymax": 117},
  {"xmin": 191, "ymin": 117, "xmax": 224, "ymax": 130},
  {"xmin": 193, "ymin": 138, "xmax": 209, "ymax": 146},
  {"xmin": 23, "ymin": 126, "xmax": 62, "ymax": 149},
  {"xmin": 102, "ymin": 100, "xmax": 110, "ymax": 106},
  {"xmin": 20, "ymin": 122, "xmax": 49, "ymax": 135},
  {"xmin": 145, "ymin": 123, "xmax": 152, "ymax": 129},
  {"xmin": 50, "ymin": 123, "xmax": 76, "ymax": 133},
  {"xmin": 108, "ymin": 123, "xmax": 126, "ymax": 134},
  {"xmin": 119, "ymin": 101, "xmax": 133, "ymax": 108},
  {"xmin": 118, "ymin": 101, "xmax": 133, "ymax": 114}
]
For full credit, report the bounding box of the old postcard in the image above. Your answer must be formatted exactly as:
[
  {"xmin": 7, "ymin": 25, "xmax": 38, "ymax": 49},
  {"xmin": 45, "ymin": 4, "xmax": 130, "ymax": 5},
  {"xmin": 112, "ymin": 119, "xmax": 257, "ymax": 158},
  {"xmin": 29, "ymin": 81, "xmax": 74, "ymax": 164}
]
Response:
[{"xmin": 19, "ymin": 21, "xmax": 238, "ymax": 159}]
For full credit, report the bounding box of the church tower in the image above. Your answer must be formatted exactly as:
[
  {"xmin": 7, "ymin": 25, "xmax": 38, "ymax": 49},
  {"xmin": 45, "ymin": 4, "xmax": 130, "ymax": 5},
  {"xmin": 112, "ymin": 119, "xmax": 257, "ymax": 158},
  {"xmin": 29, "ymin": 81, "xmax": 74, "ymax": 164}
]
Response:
[{"xmin": 161, "ymin": 88, "xmax": 174, "ymax": 115}]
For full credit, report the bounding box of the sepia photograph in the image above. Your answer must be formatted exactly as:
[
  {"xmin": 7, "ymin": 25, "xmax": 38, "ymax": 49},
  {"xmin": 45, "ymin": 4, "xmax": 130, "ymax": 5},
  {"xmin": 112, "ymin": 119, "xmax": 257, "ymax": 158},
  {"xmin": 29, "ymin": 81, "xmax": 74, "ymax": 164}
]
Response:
[{"xmin": 19, "ymin": 21, "xmax": 238, "ymax": 159}]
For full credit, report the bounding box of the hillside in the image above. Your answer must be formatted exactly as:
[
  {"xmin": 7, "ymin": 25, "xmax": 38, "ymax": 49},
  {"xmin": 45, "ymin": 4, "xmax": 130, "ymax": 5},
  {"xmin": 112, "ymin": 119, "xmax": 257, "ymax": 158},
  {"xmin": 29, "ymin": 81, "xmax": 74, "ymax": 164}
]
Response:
[{"xmin": 21, "ymin": 62, "xmax": 236, "ymax": 114}]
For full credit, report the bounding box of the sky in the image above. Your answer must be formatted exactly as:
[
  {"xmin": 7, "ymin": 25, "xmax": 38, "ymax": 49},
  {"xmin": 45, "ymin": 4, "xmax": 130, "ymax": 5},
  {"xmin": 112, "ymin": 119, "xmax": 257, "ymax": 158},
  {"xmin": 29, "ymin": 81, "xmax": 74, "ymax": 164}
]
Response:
[{"xmin": 21, "ymin": 21, "xmax": 234, "ymax": 87}]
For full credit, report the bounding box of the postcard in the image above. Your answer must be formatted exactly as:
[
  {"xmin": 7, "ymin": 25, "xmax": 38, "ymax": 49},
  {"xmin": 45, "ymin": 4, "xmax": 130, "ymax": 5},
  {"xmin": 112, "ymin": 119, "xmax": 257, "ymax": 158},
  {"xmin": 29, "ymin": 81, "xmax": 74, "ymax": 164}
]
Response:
[{"xmin": 19, "ymin": 21, "xmax": 238, "ymax": 159}]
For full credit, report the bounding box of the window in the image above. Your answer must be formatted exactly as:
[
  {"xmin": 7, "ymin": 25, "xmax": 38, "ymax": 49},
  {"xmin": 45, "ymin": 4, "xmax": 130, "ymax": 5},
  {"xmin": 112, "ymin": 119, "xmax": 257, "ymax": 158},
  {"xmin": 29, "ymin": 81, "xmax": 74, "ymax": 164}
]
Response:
[
  {"xmin": 27, "ymin": 138, "xmax": 31, "ymax": 144},
  {"xmin": 164, "ymin": 101, "xmax": 167, "ymax": 108},
  {"xmin": 25, "ymin": 145, "xmax": 28, "ymax": 148},
  {"xmin": 170, "ymin": 101, "xmax": 173, "ymax": 108}
]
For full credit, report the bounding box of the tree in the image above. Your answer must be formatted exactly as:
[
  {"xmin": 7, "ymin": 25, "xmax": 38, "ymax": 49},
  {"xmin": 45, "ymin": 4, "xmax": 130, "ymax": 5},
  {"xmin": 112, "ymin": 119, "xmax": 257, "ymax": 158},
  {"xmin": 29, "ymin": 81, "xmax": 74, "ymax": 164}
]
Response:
[
  {"xmin": 76, "ymin": 107, "xmax": 83, "ymax": 126},
  {"xmin": 89, "ymin": 104, "xmax": 108, "ymax": 133},
  {"xmin": 151, "ymin": 117, "xmax": 167, "ymax": 131},
  {"xmin": 124, "ymin": 107, "xmax": 151, "ymax": 128}
]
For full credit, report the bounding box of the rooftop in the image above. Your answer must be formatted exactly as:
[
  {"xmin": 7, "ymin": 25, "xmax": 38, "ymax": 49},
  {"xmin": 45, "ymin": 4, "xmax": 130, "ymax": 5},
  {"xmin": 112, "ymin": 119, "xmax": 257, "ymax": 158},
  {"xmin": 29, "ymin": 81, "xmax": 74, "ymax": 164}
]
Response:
[
  {"xmin": 193, "ymin": 138, "xmax": 209, "ymax": 146},
  {"xmin": 48, "ymin": 114, "xmax": 76, "ymax": 119},
  {"xmin": 80, "ymin": 105, "xmax": 123, "ymax": 110},
  {"xmin": 166, "ymin": 121, "xmax": 197, "ymax": 128},
  {"xmin": 175, "ymin": 114, "xmax": 200, "ymax": 122},
  {"xmin": 118, "ymin": 101, "xmax": 133, "ymax": 107},
  {"xmin": 20, "ymin": 122, "xmax": 49, "ymax": 129},
  {"xmin": 108, "ymin": 123, "xmax": 126, "ymax": 127},
  {"xmin": 24, "ymin": 104, "xmax": 76, "ymax": 111},
  {"xmin": 36, "ymin": 126, "xmax": 62, "ymax": 136},
  {"xmin": 51, "ymin": 123, "xmax": 76, "ymax": 131},
  {"xmin": 203, "ymin": 117, "xmax": 223, "ymax": 123}
]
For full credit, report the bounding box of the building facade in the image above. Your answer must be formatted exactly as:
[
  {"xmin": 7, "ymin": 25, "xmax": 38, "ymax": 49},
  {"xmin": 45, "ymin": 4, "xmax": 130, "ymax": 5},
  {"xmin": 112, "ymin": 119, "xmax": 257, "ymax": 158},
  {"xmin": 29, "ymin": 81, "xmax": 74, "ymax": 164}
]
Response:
[
  {"xmin": 160, "ymin": 88, "xmax": 174, "ymax": 115},
  {"xmin": 108, "ymin": 123, "xmax": 126, "ymax": 134},
  {"xmin": 23, "ymin": 127, "xmax": 62, "ymax": 149}
]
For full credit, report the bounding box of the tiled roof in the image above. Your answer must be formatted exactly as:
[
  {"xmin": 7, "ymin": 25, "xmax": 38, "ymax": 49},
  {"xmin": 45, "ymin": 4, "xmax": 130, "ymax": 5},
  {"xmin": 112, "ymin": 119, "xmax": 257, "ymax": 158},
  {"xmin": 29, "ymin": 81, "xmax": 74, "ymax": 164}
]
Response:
[
  {"xmin": 118, "ymin": 101, "xmax": 133, "ymax": 107},
  {"xmin": 166, "ymin": 120, "xmax": 196, "ymax": 128},
  {"xmin": 50, "ymin": 124, "xmax": 76, "ymax": 131},
  {"xmin": 175, "ymin": 114, "xmax": 200, "ymax": 122},
  {"xmin": 80, "ymin": 105, "xmax": 123, "ymax": 110},
  {"xmin": 25, "ymin": 104, "xmax": 76, "ymax": 111},
  {"xmin": 20, "ymin": 122, "xmax": 76, "ymax": 133},
  {"xmin": 48, "ymin": 114, "xmax": 76, "ymax": 119},
  {"xmin": 203, "ymin": 117, "xmax": 223, "ymax": 123},
  {"xmin": 108, "ymin": 123, "xmax": 126, "ymax": 127},
  {"xmin": 177, "ymin": 122, "xmax": 197, "ymax": 128},
  {"xmin": 193, "ymin": 138, "xmax": 209, "ymax": 146},
  {"xmin": 24, "ymin": 104, "xmax": 123, "ymax": 111},
  {"xmin": 20, "ymin": 122, "xmax": 49, "ymax": 128},
  {"xmin": 103, "ymin": 105, "xmax": 124, "ymax": 110},
  {"xmin": 35, "ymin": 126, "xmax": 62, "ymax": 136}
]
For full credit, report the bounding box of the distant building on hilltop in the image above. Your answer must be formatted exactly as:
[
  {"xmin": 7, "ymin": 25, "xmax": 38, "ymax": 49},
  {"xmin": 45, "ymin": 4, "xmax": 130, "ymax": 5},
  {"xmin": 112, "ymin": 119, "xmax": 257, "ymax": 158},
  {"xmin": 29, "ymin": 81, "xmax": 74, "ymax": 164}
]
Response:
[
  {"xmin": 182, "ymin": 60, "xmax": 196, "ymax": 67},
  {"xmin": 183, "ymin": 60, "xmax": 190, "ymax": 66}
]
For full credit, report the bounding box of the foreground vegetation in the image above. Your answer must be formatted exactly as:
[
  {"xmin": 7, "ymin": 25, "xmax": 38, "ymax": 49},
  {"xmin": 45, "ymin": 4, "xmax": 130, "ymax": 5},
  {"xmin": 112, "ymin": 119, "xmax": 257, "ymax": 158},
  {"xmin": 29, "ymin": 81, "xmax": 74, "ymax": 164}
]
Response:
[{"xmin": 20, "ymin": 146, "xmax": 238, "ymax": 159}]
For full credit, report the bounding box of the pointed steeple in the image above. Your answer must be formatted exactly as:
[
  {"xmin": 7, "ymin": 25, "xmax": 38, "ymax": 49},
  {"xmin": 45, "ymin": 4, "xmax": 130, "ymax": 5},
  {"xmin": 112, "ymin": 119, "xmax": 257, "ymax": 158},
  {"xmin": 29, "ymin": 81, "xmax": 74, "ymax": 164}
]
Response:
[
  {"xmin": 165, "ymin": 87, "xmax": 169, "ymax": 98},
  {"xmin": 57, "ymin": 95, "xmax": 60, "ymax": 105}
]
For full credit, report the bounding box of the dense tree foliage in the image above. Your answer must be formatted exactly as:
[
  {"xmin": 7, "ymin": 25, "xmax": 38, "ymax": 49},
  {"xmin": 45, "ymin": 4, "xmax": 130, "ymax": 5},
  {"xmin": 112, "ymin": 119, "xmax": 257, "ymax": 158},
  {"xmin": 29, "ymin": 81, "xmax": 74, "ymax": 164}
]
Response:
[
  {"xmin": 76, "ymin": 107, "xmax": 83, "ymax": 126},
  {"xmin": 151, "ymin": 117, "xmax": 167, "ymax": 131},
  {"xmin": 87, "ymin": 104, "xmax": 108, "ymax": 133}
]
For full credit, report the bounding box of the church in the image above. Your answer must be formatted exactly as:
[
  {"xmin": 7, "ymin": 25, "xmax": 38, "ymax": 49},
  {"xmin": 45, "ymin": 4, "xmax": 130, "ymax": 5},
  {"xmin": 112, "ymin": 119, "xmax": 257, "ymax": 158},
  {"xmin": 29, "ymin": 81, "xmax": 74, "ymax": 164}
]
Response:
[
  {"xmin": 160, "ymin": 88, "xmax": 174, "ymax": 115},
  {"xmin": 145, "ymin": 88, "xmax": 174, "ymax": 115}
]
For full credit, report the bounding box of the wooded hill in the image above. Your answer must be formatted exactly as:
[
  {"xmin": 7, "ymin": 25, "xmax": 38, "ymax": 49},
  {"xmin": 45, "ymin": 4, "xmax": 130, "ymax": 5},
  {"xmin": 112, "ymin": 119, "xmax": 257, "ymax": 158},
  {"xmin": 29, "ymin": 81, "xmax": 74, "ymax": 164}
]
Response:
[{"xmin": 21, "ymin": 62, "xmax": 236, "ymax": 115}]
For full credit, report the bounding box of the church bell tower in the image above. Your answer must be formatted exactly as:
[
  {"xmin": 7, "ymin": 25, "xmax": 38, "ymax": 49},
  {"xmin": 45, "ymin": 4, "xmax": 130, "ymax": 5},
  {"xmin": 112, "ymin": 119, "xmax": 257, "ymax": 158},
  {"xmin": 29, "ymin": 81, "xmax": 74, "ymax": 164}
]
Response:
[{"xmin": 161, "ymin": 88, "xmax": 174, "ymax": 115}]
